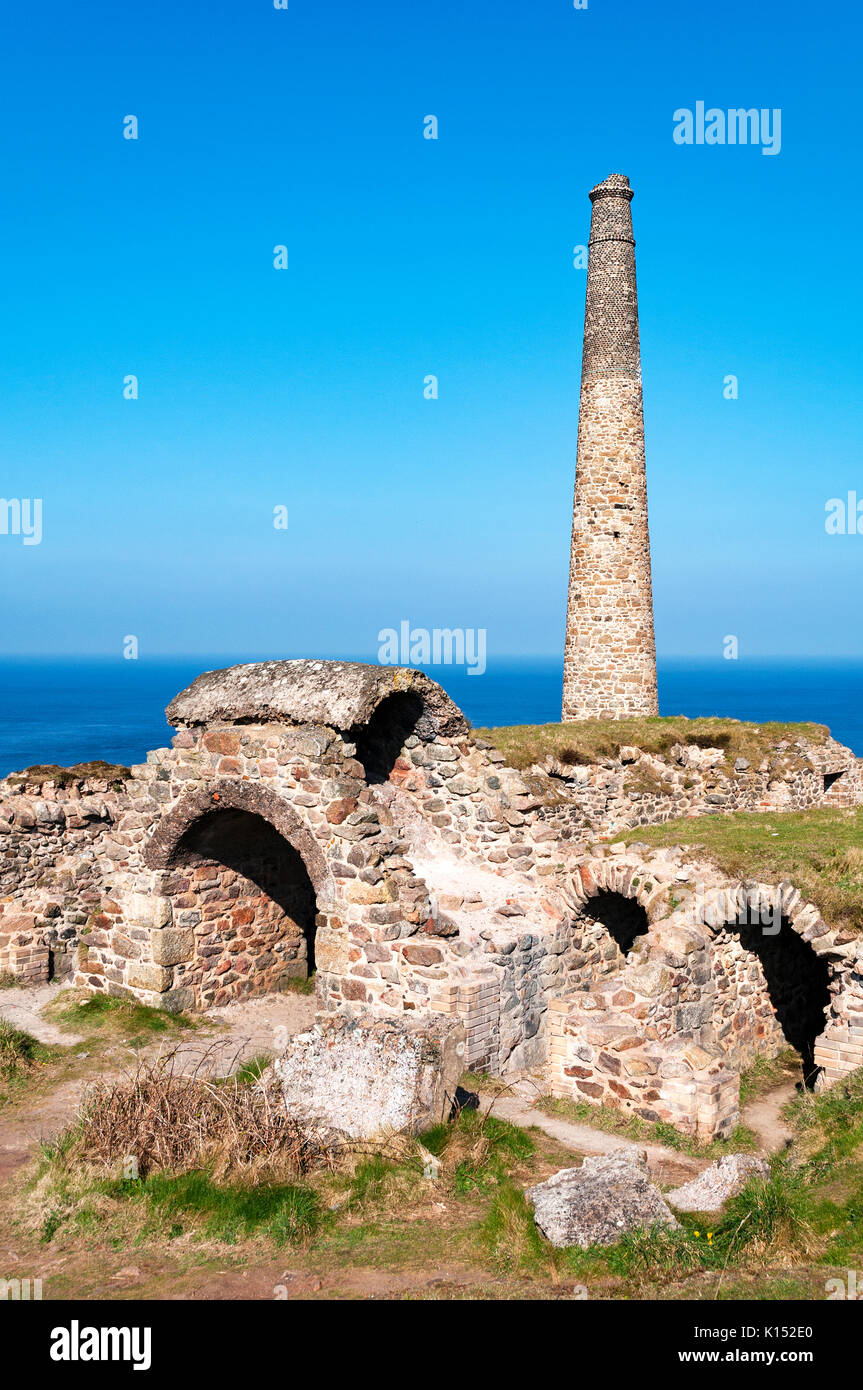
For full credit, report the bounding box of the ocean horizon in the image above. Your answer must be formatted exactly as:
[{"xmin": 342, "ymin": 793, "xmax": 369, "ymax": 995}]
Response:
[{"xmin": 1, "ymin": 654, "xmax": 861, "ymax": 777}]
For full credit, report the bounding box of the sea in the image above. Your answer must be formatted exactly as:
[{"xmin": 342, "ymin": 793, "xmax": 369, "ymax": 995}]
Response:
[{"xmin": 0, "ymin": 655, "xmax": 862, "ymax": 778}]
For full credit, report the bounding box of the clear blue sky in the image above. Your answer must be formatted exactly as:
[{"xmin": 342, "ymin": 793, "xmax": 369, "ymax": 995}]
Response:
[{"xmin": 1, "ymin": 0, "xmax": 860, "ymax": 660}]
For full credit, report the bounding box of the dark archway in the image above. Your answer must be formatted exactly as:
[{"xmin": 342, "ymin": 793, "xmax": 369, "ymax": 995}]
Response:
[
  {"xmin": 168, "ymin": 807, "xmax": 318, "ymax": 1006},
  {"xmin": 352, "ymin": 691, "xmax": 425, "ymax": 785},
  {"xmin": 584, "ymin": 889, "xmax": 650, "ymax": 956},
  {"xmin": 719, "ymin": 912, "xmax": 831, "ymax": 1088}
]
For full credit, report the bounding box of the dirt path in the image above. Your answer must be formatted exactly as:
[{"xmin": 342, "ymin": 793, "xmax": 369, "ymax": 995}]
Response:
[
  {"xmin": 482, "ymin": 1091, "xmax": 708, "ymax": 1187},
  {"xmin": 740, "ymin": 1079, "xmax": 797, "ymax": 1152},
  {"xmin": 0, "ymin": 981, "xmax": 85, "ymax": 1045}
]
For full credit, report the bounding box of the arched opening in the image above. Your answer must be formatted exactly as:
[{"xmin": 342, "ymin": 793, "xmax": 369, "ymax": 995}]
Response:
[
  {"xmin": 583, "ymin": 889, "xmax": 649, "ymax": 957},
  {"xmin": 166, "ymin": 807, "xmax": 318, "ymax": 1008},
  {"xmin": 713, "ymin": 912, "xmax": 832, "ymax": 1088},
  {"xmin": 352, "ymin": 692, "xmax": 425, "ymax": 785}
]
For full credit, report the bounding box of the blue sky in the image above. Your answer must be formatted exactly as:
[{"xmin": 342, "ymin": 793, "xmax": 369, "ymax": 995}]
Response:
[{"xmin": 1, "ymin": 0, "xmax": 861, "ymax": 660}]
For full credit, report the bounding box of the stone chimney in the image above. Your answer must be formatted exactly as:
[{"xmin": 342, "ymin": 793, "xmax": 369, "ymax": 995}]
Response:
[{"xmin": 562, "ymin": 173, "xmax": 658, "ymax": 721}]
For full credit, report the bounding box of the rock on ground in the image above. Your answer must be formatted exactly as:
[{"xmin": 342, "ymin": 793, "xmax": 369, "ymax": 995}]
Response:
[
  {"xmin": 526, "ymin": 1148, "xmax": 680, "ymax": 1249},
  {"xmin": 666, "ymin": 1153, "xmax": 770, "ymax": 1213}
]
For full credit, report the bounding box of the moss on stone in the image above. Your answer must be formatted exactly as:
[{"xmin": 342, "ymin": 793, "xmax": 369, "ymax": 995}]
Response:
[{"xmin": 6, "ymin": 761, "xmax": 131, "ymax": 789}]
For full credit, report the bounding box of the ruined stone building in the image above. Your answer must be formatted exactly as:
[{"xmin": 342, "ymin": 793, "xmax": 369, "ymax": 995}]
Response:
[
  {"xmin": 1, "ymin": 658, "xmax": 862, "ymax": 1139},
  {"xmin": 0, "ymin": 178, "xmax": 861, "ymax": 1140},
  {"xmin": 563, "ymin": 174, "xmax": 658, "ymax": 721}
]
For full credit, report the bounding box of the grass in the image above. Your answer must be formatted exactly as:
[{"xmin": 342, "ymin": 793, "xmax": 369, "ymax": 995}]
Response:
[
  {"xmin": 0, "ymin": 1018, "xmax": 53, "ymax": 1077},
  {"xmin": 474, "ymin": 716, "xmax": 829, "ymax": 772},
  {"xmin": 102, "ymin": 1171, "xmax": 323, "ymax": 1247},
  {"xmin": 15, "ymin": 1034, "xmax": 863, "ymax": 1299},
  {"xmin": 613, "ymin": 805, "xmax": 863, "ymax": 935},
  {"xmin": 0, "ymin": 1019, "xmax": 59, "ymax": 1107},
  {"xmin": 43, "ymin": 988, "xmax": 200, "ymax": 1047},
  {"xmin": 0, "ymin": 971, "xmax": 18, "ymax": 990},
  {"xmin": 738, "ymin": 1049, "xmax": 800, "ymax": 1106},
  {"xmin": 422, "ymin": 1108, "xmax": 536, "ymax": 1194},
  {"xmin": 536, "ymin": 1093, "xmax": 758, "ymax": 1157},
  {"xmin": 5, "ymin": 760, "xmax": 130, "ymax": 789},
  {"xmin": 278, "ymin": 972, "xmax": 316, "ymax": 996}
]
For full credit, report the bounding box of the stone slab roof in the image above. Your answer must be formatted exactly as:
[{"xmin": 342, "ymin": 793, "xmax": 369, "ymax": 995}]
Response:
[{"xmin": 165, "ymin": 659, "xmax": 470, "ymax": 737}]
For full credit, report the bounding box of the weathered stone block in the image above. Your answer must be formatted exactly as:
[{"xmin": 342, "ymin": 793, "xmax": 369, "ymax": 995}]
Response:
[
  {"xmin": 127, "ymin": 961, "xmax": 172, "ymax": 993},
  {"xmin": 275, "ymin": 1017, "xmax": 465, "ymax": 1138},
  {"xmin": 152, "ymin": 928, "xmax": 195, "ymax": 967}
]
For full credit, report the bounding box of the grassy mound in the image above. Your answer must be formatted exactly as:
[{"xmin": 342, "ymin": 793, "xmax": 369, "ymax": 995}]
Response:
[
  {"xmin": 474, "ymin": 716, "xmax": 830, "ymax": 771},
  {"xmin": 613, "ymin": 805, "xmax": 863, "ymax": 934}
]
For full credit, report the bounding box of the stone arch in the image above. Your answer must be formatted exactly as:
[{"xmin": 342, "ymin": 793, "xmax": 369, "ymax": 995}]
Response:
[
  {"xmin": 697, "ymin": 883, "xmax": 845, "ymax": 1089},
  {"xmin": 144, "ymin": 782, "xmax": 334, "ymax": 1009},
  {"xmin": 144, "ymin": 780, "xmax": 331, "ymax": 903},
  {"xmin": 564, "ymin": 858, "xmax": 672, "ymax": 924},
  {"xmin": 351, "ymin": 691, "xmax": 425, "ymax": 785},
  {"xmin": 580, "ymin": 889, "xmax": 649, "ymax": 958},
  {"xmin": 560, "ymin": 858, "xmax": 666, "ymax": 985}
]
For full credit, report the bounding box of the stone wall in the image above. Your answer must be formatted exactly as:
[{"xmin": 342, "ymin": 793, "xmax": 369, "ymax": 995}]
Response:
[
  {"xmin": 0, "ymin": 767, "xmax": 125, "ymax": 985},
  {"xmin": 531, "ymin": 733, "xmax": 863, "ymax": 839},
  {"xmin": 2, "ymin": 661, "xmax": 862, "ymax": 1143},
  {"xmin": 547, "ymin": 847, "xmax": 863, "ymax": 1136}
]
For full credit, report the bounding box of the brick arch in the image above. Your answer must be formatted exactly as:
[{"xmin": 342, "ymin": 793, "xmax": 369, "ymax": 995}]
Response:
[
  {"xmin": 143, "ymin": 779, "xmax": 332, "ymax": 904},
  {"xmin": 563, "ymin": 857, "xmax": 672, "ymax": 925}
]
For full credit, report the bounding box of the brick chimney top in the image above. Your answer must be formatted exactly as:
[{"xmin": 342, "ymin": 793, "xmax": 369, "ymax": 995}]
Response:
[{"xmin": 589, "ymin": 173, "xmax": 634, "ymax": 202}]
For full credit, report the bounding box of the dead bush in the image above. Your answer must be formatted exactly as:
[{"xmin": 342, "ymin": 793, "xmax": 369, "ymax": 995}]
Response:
[{"xmin": 71, "ymin": 1047, "xmax": 338, "ymax": 1181}]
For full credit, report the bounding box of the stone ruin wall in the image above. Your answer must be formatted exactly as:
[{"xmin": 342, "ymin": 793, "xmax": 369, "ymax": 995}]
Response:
[
  {"xmin": 547, "ymin": 851, "xmax": 863, "ymax": 1137},
  {"xmin": 2, "ymin": 662, "xmax": 863, "ymax": 1140},
  {"xmin": 0, "ymin": 768, "xmax": 120, "ymax": 986},
  {"xmin": 530, "ymin": 733, "xmax": 863, "ymax": 841}
]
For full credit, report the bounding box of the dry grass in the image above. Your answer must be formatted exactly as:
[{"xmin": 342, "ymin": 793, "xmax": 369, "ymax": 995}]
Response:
[
  {"xmin": 474, "ymin": 716, "xmax": 829, "ymax": 772},
  {"xmin": 62, "ymin": 1048, "xmax": 336, "ymax": 1181},
  {"xmin": 5, "ymin": 760, "xmax": 130, "ymax": 788}
]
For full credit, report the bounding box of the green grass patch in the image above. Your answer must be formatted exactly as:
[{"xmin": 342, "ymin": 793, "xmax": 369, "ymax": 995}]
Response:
[
  {"xmin": 422, "ymin": 1108, "xmax": 536, "ymax": 1194},
  {"xmin": 788, "ymin": 1067, "xmax": 863, "ymax": 1174},
  {"xmin": 481, "ymin": 1181, "xmax": 552, "ymax": 1274},
  {"xmin": 278, "ymin": 972, "xmax": 316, "ymax": 996},
  {"xmin": 738, "ymin": 1050, "xmax": 800, "ymax": 1106},
  {"xmin": 0, "ymin": 1020, "xmax": 61, "ymax": 1108},
  {"xmin": 474, "ymin": 716, "xmax": 828, "ymax": 772},
  {"xmin": 43, "ymin": 988, "xmax": 199, "ymax": 1046},
  {"xmin": 101, "ymin": 1170, "xmax": 323, "ymax": 1247},
  {"xmin": 0, "ymin": 1018, "xmax": 53, "ymax": 1076},
  {"xmin": 613, "ymin": 806, "xmax": 863, "ymax": 934},
  {"xmin": 0, "ymin": 970, "xmax": 18, "ymax": 990}
]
